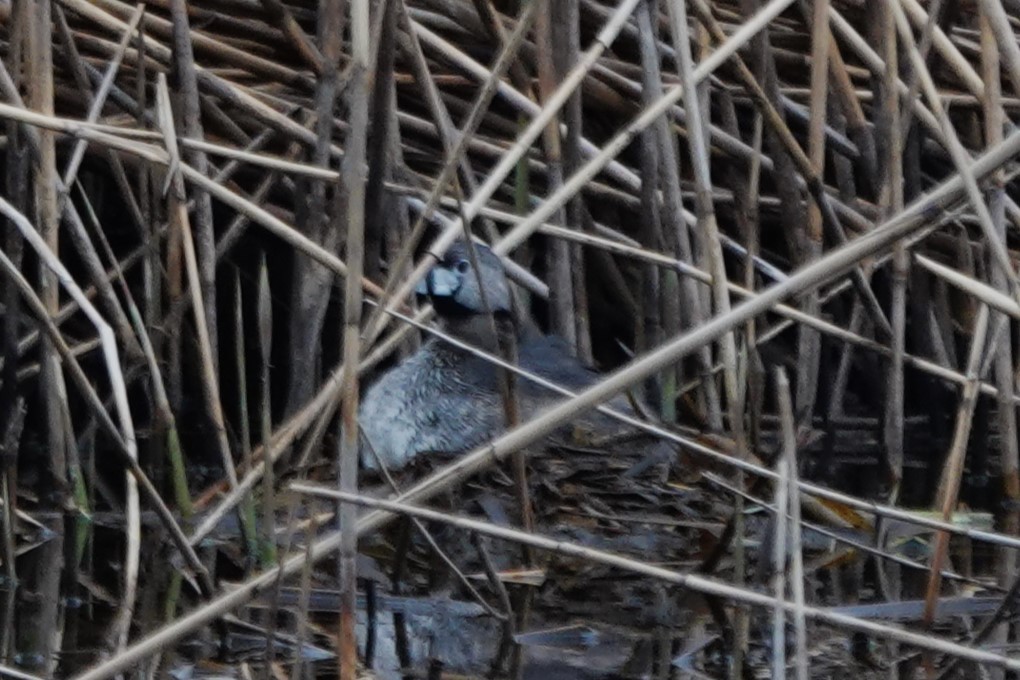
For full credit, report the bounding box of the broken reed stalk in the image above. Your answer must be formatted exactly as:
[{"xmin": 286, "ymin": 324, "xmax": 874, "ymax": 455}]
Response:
[
  {"xmin": 783, "ymin": 406, "xmax": 808, "ymax": 680},
  {"xmin": 978, "ymin": 0, "xmax": 1020, "ymax": 96},
  {"xmin": 409, "ymin": 17, "xmax": 643, "ymax": 192},
  {"xmin": 282, "ymin": 0, "xmax": 341, "ymax": 414},
  {"xmin": 772, "ymin": 369, "xmax": 793, "ymax": 678},
  {"xmin": 3, "ymin": 2, "xmax": 145, "ymax": 386},
  {"xmin": 635, "ymin": 0, "xmax": 665, "ymax": 418},
  {"xmin": 53, "ymin": 6, "xmax": 148, "ymax": 365}
]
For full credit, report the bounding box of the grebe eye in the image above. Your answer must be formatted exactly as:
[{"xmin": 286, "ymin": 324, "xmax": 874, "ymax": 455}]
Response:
[{"xmin": 455, "ymin": 260, "xmax": 470, "ymax": 273}]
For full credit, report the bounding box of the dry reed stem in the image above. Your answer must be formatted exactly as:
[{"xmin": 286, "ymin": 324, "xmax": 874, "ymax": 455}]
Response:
[
  {"xmin": 336, "ymin": 0, "xmax": 371, "ymax": 675},
  {"xmin": 772, "ymin": 369, "xmax": 793, "ymax": 678},
  {"xmin": 0, "ymin": 190, "xmax": 211, "ymax": 606},
  {"xmin": 923, "ymin": 304, "xmax": 992, "ymax": 626},
  {"xmin": 0, "ymin": 664, "xmax": 44, "ymax": 680},
  {"xmin": 797, "ymin": 0, "xmax": 829, "ymax": 429},
  {"xmin": 662, "ymin": 0, "xmax": 724, "ymax": 429},
  {"xmin": 978, "ymin": 0, "xmax": 1020, "ymax": 97},
  {"xmin": 916, "ymin": 255, "xmax": 1020, "ymax": 320},
  {"xmin": 882, "ymin": 0, "xmax": 907, "ymax": 493},
  {"xmin": 157, "ymin": 75, "xmax": 240, "ymax": 500}
]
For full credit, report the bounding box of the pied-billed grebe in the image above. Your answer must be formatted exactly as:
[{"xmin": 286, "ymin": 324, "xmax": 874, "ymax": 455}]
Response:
[{"xmin": 358, "ymin": 240, "xmax": 629, "ymax": 472}]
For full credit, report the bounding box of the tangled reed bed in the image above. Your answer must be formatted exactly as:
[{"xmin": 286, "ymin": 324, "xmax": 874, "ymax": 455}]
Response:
[{"xmin": 2, "ymin": 0, "xmax": 1020, "ymax": 677}]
